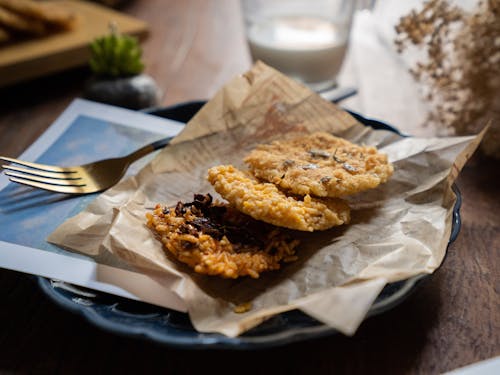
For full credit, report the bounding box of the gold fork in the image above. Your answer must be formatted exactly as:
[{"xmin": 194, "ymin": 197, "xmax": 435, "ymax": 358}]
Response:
[{"xmin": 0, "ymin": 136, "xmax": 173, "ymax": 194}]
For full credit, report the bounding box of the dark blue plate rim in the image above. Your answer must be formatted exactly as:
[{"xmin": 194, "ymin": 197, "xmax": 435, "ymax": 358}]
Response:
[{"xmin": 37, "ymin": 101, "xmax": 462, "ymax": 349}]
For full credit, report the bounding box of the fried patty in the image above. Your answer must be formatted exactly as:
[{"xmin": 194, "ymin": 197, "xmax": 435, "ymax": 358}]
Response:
[
  {"xmin": 207, "ymin": 165, "xmax": 350, "ymax": 231},
  {"xmin": 244, "ymin": 131, "xmax": 393, "ymax": 197}
]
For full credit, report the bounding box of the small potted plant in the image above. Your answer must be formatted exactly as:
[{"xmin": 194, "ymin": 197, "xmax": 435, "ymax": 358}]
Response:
[{"xmin": 84, "ymin": 24, "xmax": 161, "ymax": 109}]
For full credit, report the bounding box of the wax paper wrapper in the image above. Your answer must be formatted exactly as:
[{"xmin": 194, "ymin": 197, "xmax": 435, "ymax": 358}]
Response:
[{"xmin": 48, "ymin": 62, "xmax": 484, "ymax": 337}]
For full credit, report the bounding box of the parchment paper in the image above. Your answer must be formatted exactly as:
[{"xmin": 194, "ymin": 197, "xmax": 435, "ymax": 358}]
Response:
[{"xmin": 48, "ymin": 62, "xmax": 484, "ymax": 336}]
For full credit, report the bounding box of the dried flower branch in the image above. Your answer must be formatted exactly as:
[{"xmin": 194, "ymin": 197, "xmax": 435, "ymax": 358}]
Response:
[{"xmin": 395, "ymin": 0, "xmax": 500, "ymax": 158}]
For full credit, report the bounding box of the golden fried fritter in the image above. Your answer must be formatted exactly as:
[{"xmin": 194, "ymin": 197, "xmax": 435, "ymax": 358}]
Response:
[
  {"xmin": 207, "ymin": 165, "xmax": 350, "ymax": 231},
  {"xmin": 244, "ymin": 132, "xmax": 393, "ymax": 197}
]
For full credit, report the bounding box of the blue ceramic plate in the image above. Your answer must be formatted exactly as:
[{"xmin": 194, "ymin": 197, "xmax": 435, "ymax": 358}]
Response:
[{"xmin": 38, "ymin": 101, "xmax": 462, "ymax": 349}]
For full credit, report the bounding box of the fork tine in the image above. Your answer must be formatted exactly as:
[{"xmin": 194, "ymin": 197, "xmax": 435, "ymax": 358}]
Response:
[
  {"xmin": 2, "ymin": 165, "xmax": 79, "ymax": 179},
  {"xmin": 8, "ymin": 177, "xmax": 88, "ymax": 194},
  {"xmin": 0, "ymin": 156, "xmax": 75, "ymax": 173},
  {"xmin": 4, "ymin": 171, "xmax": 85, "ymax": 186}
]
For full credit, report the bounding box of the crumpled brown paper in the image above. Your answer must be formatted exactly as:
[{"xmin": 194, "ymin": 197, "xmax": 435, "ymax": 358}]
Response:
[{"xmin": 48, "ymin": 62, "xmax": 484, "ymax": 336}]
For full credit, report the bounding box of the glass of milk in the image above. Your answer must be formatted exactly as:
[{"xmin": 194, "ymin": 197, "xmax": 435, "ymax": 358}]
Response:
[{"xmin": 241, "ymin": 0, "xmax": 356, "ymax": 92}]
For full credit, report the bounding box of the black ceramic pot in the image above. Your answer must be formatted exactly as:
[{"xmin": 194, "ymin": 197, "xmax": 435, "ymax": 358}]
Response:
[{"xmin": 84, "ymin": 73, "xmax": 161, "ymax": 110}]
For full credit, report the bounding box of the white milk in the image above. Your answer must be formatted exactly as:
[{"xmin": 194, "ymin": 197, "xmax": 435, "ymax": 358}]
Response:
[{"xmin": 247, "ymin": 15, "xmax": 348, "ymax": 90}]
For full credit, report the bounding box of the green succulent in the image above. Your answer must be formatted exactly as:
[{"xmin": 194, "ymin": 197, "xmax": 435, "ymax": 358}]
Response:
[{"xmin": 89, "ymin": 27, "xmax": 144, "ymax": 78}]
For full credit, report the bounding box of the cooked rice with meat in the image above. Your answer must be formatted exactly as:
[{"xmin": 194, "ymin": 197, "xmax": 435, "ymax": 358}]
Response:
[{"xmin": 146, "ymin": 194, "xmax": 300, "ymax": 279}]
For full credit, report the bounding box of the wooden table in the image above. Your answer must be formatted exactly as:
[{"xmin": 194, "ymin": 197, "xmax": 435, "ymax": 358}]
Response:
[{"xmin": 0, "ymin": 1, "xmax": 498, "ymax": 373}]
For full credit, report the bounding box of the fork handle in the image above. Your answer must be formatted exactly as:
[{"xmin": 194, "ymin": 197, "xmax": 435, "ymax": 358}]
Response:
[
  {"xmin": 150, "ymin": 136, "xmax": 174, "ymax": 150},
  {"xmin": 127, "ymin": 136, "xmax": 174, "ymax": 162}
]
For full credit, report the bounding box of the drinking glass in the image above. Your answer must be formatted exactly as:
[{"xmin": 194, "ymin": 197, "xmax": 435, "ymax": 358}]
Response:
[{"xmin": 241, "ymin": 0, "xmax": 357, "ymax": 91}]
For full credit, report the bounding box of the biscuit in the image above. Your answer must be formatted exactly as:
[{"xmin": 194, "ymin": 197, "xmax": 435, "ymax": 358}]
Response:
[
  {"xmin": 207, "ymin": 165, "xmax": 350, "ymax": 231},
  {"xmin": 0, "ymin": 25, "xmax": 10, "ymax": 43},
  {"xmin": 244, "ymin": 131, "xmax": 393, "ymax": 197},
  {"xmin": 0, "ymin": 0, "xmax": 76, "ymax": 30},
  {"xmin": 146, "ymin": 194, "xmax": 300, "ymax": 279},
  {"xmin": 0, "ymin": 6, "xmax": 46, "ymax": 35}
]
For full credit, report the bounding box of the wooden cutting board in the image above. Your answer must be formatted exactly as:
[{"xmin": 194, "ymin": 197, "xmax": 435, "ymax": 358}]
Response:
[{"xmin": 0, "ymin": 0, "xmax": 148, "ymax": 87}]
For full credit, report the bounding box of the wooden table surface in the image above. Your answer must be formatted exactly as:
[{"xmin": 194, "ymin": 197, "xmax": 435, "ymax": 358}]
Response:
[{"xmin": 0, "ymin": 1, "xmax": 498, "ymax": 373}]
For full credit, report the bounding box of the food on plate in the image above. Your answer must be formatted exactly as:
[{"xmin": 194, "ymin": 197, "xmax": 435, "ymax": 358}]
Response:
[
  {"xmin": 146, "ymin": 194, "xmax": 300, "ymax": 279},
  {"xmin": 244, "ymin": 131, "xmax": 393, "ymax": 197},
  {"xmin": 0, "ymin": 0, "xmax": 76, "ymax": 44},
  {"xmin": 207, "ymin": 165, "xmax": 350, "ymax": 231},
  {"xmin": 147, "ymin": 131, "xmax": 392, "ymax": 278}
]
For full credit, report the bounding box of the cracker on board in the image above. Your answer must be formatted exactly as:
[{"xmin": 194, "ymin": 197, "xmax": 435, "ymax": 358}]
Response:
[
  {"xmin": 244, "ymin": 131, "xmax": 393, "ymax": 198},
  {"xmin": 0, "ymin": 0, "xmax": 76, "ymax": 43},
  {"xmin": 0, "ymin": 5, "xmax": 46, "ymax": 35},
  {"xmin": 0, "ymin": 25, "xmax": 10, "ymax": 43},
  {"xmin": 207, "ymin": 165, "xmax": 351, "ymax": 232},
  {"xmin": 0, "ymin": 0, "xmax": 76, "ymax": 30}
]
